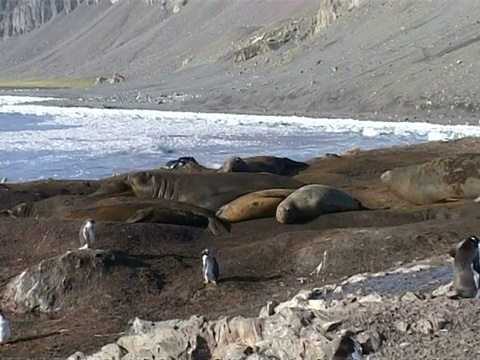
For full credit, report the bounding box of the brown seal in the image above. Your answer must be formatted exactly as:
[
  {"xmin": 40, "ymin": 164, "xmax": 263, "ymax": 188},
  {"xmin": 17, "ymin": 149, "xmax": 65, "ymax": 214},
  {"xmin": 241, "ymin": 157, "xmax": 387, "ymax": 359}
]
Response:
[
  {"xmin": 276, "ymin": 184, "xmax": 365, "ymax": 224},
  {"xmin": 4, "ymin": 194, "xmax": 115, "ymax": 219},
  {"xmin": 449, "ymin": 235, "xmax": 480, "ymax": 298},
  {"xmin": 381, "ymin": 154, "xmax": 480, "ymax": 205},
  {"xmin": 216, "ymin": 188, "xmax": 295, "ymax": 222},
  {"xmin": 59, "ymin": 199, "xmax": 230, "ymax": 235},
  {"xmin": 123, "ymin": 171, "xmax": 303, "ymax": 211},
  {"xmin": 218, "ymin": 155, "xmax": 309, "ymax": 175}
]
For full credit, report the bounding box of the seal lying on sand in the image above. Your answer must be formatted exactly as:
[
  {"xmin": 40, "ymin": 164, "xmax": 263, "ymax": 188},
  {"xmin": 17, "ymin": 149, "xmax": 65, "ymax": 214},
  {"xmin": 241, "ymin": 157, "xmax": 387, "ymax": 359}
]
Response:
[
  {"xmin": 381, "ymin": 154, "xmax": 480, "ymax": 205},
  {"xmin": 59, "ymin": 199, "xmax": 230, "ymax": 235},
  {"xmin": 449, "ymin": 235, "xmax": 480, "ymax": 298},
  {"xmin": 216, "ymin": 188, "xmax": 295, "ymax": 222},
  {"xmin": 124, "ymin": 171, "xmax": 304, "ymax": 210},
  {"xmin": 276, "ymin": 184, "xmax": 365, "ymax": 224},
  {"xmin": 3, "ymin": 194, "xmax": 111, "ymax": 219},
  {"xmin": 218, "ymin": 155, "xmax": 309, "ymax": 175}
]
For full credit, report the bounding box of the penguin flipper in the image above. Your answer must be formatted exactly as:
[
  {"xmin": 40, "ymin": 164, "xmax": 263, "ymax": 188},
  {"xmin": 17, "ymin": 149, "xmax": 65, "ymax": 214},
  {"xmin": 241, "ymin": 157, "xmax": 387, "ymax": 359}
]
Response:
[{"xmin": 127, "ymin": 207, "xmax": 154, "ymax": 223}]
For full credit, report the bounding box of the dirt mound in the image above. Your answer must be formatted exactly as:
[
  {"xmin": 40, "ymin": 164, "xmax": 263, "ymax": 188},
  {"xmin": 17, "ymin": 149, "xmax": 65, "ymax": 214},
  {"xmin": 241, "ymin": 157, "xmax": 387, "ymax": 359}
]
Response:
[{"xmin": 2, "ymin": 249, "xmax": 156, "ymax": 314}]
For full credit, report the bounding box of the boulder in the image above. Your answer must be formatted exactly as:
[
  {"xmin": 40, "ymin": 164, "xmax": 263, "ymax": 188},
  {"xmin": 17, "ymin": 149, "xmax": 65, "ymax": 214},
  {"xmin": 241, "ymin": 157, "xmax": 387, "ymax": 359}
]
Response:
[{"xmin": 2, "ymin": 249, "xmax": 140, "ymax": 313}]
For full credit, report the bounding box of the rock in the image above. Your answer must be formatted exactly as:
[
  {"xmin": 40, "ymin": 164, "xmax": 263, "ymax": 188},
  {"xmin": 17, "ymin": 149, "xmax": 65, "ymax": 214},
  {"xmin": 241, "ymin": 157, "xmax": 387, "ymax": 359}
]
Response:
[
  {"xmin": 222, "ymin": 344, "xmax": 254, "ymax": 360},
  {"xmin": 2, "ymin": 250, "xmax": 137, "ymax": 314},
  {"xmin": 67, "ymin": 352, "xmax": 86, "ymax": 360},
  {"xmin": 431, "ymin": 282, "xmax": 453, "ymax": 298},
  {"xmin": 400, "ymin": 292, "xmax": 422, "ymax": 302},
  {"xmin": 358, "ymin": 293, "xmax": 383, "ymax": 304},
  {"xmin": 412, "ymin": 318, "xmax": 434, "ymax": 335},
  {"xmin": 356, "ymin": 330, "xmax": 384, "ymax": 354},
  {"xmin": 395, "ymin": 321, "xmax": 409, "ymax": 333},
  {"xmin": 121, "ymin": 349, "xmax": 155, "ymax": 360},
  {"xmin": 258, "ymin": 300, "xmax": 278, "ymax": 318},
  {"xmin": 329, "ymin": 330, "xmax": 363, "ymax": 359},
  {"xmin": 321, "ymin": 320, "xmax": 343, "ymax": 333},
  {"xmin": 99, "ymin": 343, "xmax": 126, "ymax": 360},
  {"xmin": 1, "ymin": 0, "xmax": 96, "ymax": 39}
]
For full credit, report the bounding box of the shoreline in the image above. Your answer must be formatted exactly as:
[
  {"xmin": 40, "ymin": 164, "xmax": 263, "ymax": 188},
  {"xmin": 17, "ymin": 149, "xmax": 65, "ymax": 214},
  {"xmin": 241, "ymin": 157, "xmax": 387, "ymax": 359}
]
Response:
[{"xmin": 1, "ymin": 86, "xmax": 478, "ymax": 127}]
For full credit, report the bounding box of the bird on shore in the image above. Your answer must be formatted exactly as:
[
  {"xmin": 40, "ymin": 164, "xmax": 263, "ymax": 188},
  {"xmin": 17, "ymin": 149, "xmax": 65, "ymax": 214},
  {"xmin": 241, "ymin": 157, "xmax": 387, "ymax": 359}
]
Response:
[
  {"xmin": 201, "ymin": 248, "xmax": 219, "ymax": 285},
  {"xmin": 0, "ymin": 309, "xmax": 12, "ymax": 345},
  {"xmin": 79, "ymin": 218, "xmax": 96, "ymax": 250}
]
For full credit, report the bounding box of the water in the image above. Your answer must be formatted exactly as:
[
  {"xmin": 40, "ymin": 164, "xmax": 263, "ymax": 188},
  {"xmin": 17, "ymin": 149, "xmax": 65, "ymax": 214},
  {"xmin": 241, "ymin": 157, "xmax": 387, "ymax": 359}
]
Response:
[{"xmin": 1, "ymin": 95, "xmax": 480, "ymax": 182}]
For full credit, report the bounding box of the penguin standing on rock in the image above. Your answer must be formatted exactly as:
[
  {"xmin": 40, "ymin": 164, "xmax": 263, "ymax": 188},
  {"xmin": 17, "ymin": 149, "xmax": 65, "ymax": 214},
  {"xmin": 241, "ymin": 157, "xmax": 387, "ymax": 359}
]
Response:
[
  {"xmin": 79, "ymin": 218, "xmax": 96, "ymax": 250},
  {"xmin": 0, "ymin": 309, "xmax": 12, "ymax": 345},
  {"xmin": 201, "ymin": 248, "xmax": 219, "ymax": 285}
]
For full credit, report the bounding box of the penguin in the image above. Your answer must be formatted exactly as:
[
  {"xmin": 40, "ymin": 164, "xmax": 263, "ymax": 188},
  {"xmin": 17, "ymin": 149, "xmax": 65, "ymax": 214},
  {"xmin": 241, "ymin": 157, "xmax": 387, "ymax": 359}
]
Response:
[
  {"xmin": 79, "ymin": 218, "xmax": 96, "ymax": 250},
  {"xmin": 0, "ymin": 309, "xmax": 12, "ymax": 344},
  {"xmin": 201, "ymin": 248, "xmax": 219, "ymax": 285},
  {"xmin": 452, "ymin": 235, "xmax": 480, "ymax": 298}
]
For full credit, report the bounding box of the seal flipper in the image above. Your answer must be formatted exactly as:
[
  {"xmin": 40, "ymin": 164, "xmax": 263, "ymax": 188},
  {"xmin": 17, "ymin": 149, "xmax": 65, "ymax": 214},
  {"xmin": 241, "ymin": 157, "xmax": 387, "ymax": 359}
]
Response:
[
  {"xmin": 207, "ymin": 216, "xmax": 231, "ymax": 236},
  {"xmin": 442, "ymin": 197, "xmax": 461, "ymax": 203},
  {"xmin": 126, "ymin": 207, "xmax": 155, "ymax": 223}
]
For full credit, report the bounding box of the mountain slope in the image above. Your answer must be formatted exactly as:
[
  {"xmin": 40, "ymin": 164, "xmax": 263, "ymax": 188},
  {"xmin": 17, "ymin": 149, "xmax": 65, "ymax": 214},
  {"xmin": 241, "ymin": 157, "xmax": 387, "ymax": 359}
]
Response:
[{"xmin": 1, "ymin": 0, "xmax": 480, "ymax": 124}]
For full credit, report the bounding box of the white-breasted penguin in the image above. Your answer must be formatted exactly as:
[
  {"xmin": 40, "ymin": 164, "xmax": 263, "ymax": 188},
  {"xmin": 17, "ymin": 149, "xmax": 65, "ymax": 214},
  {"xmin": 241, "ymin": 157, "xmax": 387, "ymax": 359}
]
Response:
[
  {"xmin": 79, "ymin": 218, "xmax": 96, "ymax": 250},
  {"xmin": 0, "ymin": 309, "xmax": 12, "ymax": 344},
  {"xmin": 201, "ymin": 248, "xmax": 219, "ymax": 285}
]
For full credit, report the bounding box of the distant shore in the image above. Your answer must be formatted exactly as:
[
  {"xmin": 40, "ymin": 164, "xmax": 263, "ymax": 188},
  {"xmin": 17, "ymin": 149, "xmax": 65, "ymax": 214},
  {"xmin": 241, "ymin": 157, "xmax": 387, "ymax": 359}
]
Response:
[{"xmin": 1, "ymin": 85, "xmax": 476, "ymax": 127}]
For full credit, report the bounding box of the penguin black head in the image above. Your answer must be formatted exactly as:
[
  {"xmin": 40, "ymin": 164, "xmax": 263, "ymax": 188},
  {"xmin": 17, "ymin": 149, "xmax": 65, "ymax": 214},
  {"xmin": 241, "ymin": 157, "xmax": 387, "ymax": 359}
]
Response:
[
  {"xmin": 468, "ymin": 235, "xmax": 480, "ymax": 246},
  {"xmin": 201, "ymin": 248, "xmax": 211, "ymax": 257}
]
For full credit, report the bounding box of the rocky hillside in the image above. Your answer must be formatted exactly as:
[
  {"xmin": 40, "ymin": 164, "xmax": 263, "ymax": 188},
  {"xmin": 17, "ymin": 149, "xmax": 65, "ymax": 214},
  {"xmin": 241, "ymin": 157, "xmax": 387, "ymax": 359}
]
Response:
[{"xmin": 1, "ymin": 0, "xmax": 480, "ymax": 123}]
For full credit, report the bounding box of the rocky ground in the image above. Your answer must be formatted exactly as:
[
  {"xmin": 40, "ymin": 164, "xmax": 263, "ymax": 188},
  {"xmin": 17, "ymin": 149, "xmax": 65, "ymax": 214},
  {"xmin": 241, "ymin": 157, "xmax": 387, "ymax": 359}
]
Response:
[
  {"xmin": 1, "ymin": 0, "xmax": 480, "ymax": 124},
  {"xmin": 1, "ymin": 138, "xmax": 480, "ymax": 358}
]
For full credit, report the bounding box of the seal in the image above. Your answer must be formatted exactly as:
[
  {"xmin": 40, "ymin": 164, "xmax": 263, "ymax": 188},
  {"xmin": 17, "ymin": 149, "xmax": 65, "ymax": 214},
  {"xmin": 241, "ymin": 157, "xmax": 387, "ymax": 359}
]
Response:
[
  {"xmin": 276, "ymin": 184, "xmax": 365, "ymax": 224},
  {"xmin": 87, "ymin": 175, "xmax": 134, "ymax": 198},
  {"xmin": 218, "ymin": 155, "xmax": 309, "ymax": 175},
  {"xmin": 216, "ymin": 188, "xmax": 295, "ymax": 222},
  {"xmin": 4, "ymin": 194, "xmax": 112, "ymax": 219},
  {"xmin": 381, "ymin": 154, "xmax": 480, "ymax": 205},
  {"xmin": 450, "ymin": 235, "xmax": 480, "ymax": 298},
  {"xmin": 125, "ymin": 171, "xmax": 304, "ymax": 210},
  {"xmin": 162, "ymin": 157, "xmax": 211, "ymax": 173},
  {"xmin": 59, "ymin": 199, "xmax": 230, "ymax": 235},
  {"xmin": 9, "ymin": 179, "xmax": 101, "ymax": 198}
]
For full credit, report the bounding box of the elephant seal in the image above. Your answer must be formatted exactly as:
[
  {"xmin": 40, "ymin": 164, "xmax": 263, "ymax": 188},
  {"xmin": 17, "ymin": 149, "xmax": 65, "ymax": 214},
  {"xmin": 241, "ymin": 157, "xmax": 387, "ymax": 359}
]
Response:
[
  {"xmin": 125, "ymin": 171, "xmax": 304, "ymax": 210},
  {"xmin": 450, "ymin": 235, "xmax": 480, "ymax": 298},
  {"xmin": 381, "ymin": 154, "xmax": 480, "ymax": 205},
  {"xmin": 162, "ymin": 157, "xmax": 210, "ymax": 172},
  {"xmin": 276, "ymin": 184, "xmax": 365, "ymax": 224},
  {"xmin": 59, "ymin": 199, "xmax": 230, "ymax": 235},
  {"xmin": 218, "ymin": 155, "xmax": 309, "ymax": 175},
  {"xmin": 216, "ymin": 189, "xmax": 295, "ymax": 222},
  {"xmin": 4, "ymin": 194, "xmax": 112, "ymax": 219}
]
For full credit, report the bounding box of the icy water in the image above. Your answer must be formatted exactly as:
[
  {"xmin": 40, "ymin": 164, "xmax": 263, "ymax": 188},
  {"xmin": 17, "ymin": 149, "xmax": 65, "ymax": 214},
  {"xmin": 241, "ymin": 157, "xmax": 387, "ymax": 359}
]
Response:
[{"xmin": 1, "ymin": 95, "xmax": 480, "ymax": 182}]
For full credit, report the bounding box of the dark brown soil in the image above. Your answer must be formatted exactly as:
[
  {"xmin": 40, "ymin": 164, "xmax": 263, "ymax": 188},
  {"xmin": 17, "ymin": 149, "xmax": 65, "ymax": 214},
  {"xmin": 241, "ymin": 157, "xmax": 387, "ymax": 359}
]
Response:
[{"xmin": 2, "ymin": 137, "xmax": 480, "ymax": 358}]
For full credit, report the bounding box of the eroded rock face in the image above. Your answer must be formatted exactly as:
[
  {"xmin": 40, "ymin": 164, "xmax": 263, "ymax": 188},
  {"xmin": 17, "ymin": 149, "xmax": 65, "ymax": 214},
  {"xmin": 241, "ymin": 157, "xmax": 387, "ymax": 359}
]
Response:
[
  {"xmin": 0, "ymin": 0, "xmax": 187, "ymax": 39},
  {"xmin": 0, "ymin": 0, "xmax": 99, "ymax": 38},
  {"xmin": 2, "ymin": 249, "xmax": 137, "ymax": 313}
]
